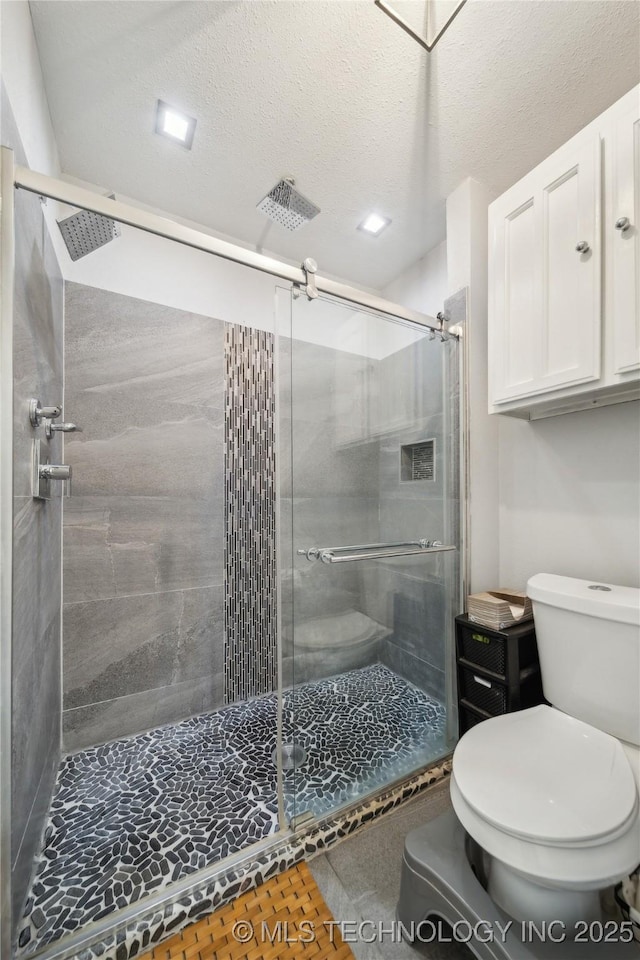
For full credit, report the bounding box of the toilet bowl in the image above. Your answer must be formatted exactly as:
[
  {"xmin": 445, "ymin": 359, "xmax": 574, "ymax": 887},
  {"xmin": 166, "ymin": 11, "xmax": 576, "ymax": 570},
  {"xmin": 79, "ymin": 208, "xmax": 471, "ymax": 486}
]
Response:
[
  {"xmin": 450, "ymin": 574, "xmax": 640, "ymax": 928},
  {"xmin": 451, "ymin": 705, "xmax": 640, "ymax": 924}
]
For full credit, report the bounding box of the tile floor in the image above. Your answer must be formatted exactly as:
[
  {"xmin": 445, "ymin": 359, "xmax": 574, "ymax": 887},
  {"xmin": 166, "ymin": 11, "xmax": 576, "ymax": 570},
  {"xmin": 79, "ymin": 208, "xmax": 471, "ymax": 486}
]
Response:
[
  {"xmin": 17, "ymin": 664, "xmax": 447, "ymax": 954},
  {"xmin": 310, "ymin": 779, "xmax": 472, "ymax": 960}
]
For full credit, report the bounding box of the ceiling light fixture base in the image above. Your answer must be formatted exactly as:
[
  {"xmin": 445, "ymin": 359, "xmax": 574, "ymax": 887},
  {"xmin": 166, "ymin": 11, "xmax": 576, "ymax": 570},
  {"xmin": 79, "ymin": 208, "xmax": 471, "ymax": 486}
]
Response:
[
  {"xmin": 375, "ymin": 0, "xmax": 468, "ymax": 53},
  {"xmin": 358, "ymin": 212, "xmax": 391, "ymax": 236},
  {"xmin": 155, "ymin": 100, "xmax": 197, "ymax": 149}
]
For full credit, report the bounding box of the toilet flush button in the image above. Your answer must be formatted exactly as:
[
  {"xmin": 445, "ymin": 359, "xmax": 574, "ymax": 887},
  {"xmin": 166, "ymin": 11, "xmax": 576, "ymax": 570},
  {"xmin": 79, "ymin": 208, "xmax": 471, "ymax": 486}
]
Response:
[{"xmin": 588, "ymin": 584, "xmax": 612, "ymax": 591}]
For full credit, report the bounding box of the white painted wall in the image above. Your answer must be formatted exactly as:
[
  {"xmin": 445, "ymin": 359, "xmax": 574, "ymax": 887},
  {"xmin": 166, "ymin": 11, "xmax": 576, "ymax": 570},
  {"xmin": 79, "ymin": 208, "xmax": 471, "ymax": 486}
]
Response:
[
  {"xmin": 446, "ymin": 178, "xmax": 499, "ymax": 595},
  {"xmin": 1, "ymin": 0, "xmax": 60, "ymax": 177},
  {"xmin": 382, "ymin": 240, "xmax": 447, "ymax": 319},
  {"xmin": 54, "ymin": 216, "xmax": 284, "ymax": 335},
  {"xmin": 498, "ymin": 404, "xmax": 640, "ymax": 588}
]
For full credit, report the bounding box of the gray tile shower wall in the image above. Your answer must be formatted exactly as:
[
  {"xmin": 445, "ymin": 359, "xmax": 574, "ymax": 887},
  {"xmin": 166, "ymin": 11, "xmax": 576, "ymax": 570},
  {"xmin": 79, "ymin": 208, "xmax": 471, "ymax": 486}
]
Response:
[
  {"xmin": 278, "ymin": 337, "xmax": 381, "ymax": 686},
  {"xmin": 4, "ymin": 85, "xmax": 64, "ymax": 931},
  {"xmin": 62, "ymin": 286, "xmax": 459, "ymax": 745},
  {"xmin": 362, "ymin": 557, "xmax": 449, "ymax": 704},
  {"xmin": 63, "ymin": 586, "xmax": 222, "ymax": 708},
  {"xmin": 62, "ymin": 284, "xmax": 226, "ymax": 750},
  {"xmin": 61, "ymin": 674, "xmax": 224, "ymax": 748},
  {"xmin": 361, "ymin": 332, "xmax": 460, "ymax": 703},
  {"xmin": 62, "ymin": 287, "xmax": 383, "ymax": 746}
]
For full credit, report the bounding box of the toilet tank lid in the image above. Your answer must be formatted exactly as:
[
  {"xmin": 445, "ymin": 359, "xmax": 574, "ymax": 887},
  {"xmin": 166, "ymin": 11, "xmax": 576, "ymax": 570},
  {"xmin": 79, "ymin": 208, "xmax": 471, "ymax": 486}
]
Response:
[{"xmin": 527, "ymin": 574, "xmax": 640, "ymax": 625}]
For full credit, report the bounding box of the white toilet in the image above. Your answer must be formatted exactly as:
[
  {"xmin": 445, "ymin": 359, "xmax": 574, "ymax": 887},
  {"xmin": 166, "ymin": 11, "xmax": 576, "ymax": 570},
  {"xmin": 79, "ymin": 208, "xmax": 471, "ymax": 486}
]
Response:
[{"xmin": 450, "ymin": 573, "xmax": 640, "ymax": 928}]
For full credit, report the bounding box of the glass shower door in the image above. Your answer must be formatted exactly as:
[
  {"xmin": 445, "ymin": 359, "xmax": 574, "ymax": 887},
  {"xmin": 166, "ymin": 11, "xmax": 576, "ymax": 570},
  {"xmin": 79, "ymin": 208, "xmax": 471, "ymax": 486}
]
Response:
[{"xmin": 280, "ymin": 292, "xmax": 460, "ymax": 826}]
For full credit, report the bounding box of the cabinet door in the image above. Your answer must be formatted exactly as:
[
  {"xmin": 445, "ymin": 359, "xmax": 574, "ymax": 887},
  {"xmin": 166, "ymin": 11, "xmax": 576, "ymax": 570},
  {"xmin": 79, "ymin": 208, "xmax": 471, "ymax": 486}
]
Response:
[
  {"xmin": 489, "ymin": 132, "xmax": 601, "ymax": 404},
  {"xmin": 489, "ymin": 185, "xmax": 541, "ymax": 404},
  {"xmin": 611, "ymin": 93, "xmax": 640, "ymax": 375}
]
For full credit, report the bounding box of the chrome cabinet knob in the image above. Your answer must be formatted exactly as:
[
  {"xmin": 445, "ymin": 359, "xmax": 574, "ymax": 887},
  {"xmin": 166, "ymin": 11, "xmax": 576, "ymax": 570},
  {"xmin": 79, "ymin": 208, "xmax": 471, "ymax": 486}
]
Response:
[
  {"xmin": 575, "ymin": 241, "xmax": 590, "ymax": 254},
  {"xmin": 615, "ymin": 216, "xmax": 631, "ymax": 233}
]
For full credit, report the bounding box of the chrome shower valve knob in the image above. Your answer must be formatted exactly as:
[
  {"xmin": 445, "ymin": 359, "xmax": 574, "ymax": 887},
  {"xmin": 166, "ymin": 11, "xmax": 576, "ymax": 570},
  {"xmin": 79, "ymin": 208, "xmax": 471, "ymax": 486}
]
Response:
[
  {"xmin": 44, "ymin": 420, "xmax": 82, "ymax": 439},
  {"xmin": 33, "ymin": 439, "xmax": 73, "ymax": 499},
  {"xmin": 29, "ymin": 398, "xmax": 62, "ymax": 427},
  {"xmin": 39, "ymin": 463, "xmax": 72, "ymax": 497},
  {"xmin": 39, "ymin": 464, "xmax": 71, "ymax": 480}
]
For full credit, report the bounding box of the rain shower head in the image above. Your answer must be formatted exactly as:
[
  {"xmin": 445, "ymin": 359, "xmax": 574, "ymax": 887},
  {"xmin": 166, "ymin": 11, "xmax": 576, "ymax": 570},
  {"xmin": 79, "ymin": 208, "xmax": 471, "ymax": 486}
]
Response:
[
  {"xmin": 57, "ymin": 197, "xmax": 121, "ymax": 261},
  {"xmin": 256, "ymin": 178, "xmax": 320, "ymax": 231}
]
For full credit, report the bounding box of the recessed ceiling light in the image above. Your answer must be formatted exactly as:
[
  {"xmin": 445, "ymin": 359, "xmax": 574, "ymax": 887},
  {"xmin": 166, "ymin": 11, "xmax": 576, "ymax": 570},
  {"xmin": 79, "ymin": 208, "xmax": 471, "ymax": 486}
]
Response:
[
  {"xmin": 155, "ymin": 100, "xmax": 196, "ymax": 149},
  {"xmin": 358, "ymin": 212, "xmax": 391, "ymax": 236}
]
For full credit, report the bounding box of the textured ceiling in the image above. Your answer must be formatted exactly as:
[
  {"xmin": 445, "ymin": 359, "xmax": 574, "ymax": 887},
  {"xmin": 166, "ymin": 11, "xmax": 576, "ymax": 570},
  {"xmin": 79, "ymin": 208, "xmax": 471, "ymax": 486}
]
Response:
[{"xmin": 29, "ymin": 0, "xmax": 640, "ymax": 289}]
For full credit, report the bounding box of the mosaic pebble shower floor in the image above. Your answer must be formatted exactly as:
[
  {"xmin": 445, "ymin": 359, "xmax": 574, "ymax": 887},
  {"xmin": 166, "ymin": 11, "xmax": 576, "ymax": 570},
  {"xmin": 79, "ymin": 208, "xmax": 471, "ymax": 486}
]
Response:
[{"xmin": 18, "ymin": 664, "xmax": 447, "ymax": 954}]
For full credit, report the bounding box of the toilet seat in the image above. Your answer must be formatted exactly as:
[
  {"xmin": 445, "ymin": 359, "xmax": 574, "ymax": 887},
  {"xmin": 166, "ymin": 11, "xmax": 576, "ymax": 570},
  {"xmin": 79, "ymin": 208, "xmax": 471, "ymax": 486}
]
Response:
[
  {"xmin": 451, "ymin": 705, "xmax": 640, "ymax": 890},
  {"xmin": 453, "ymin": 705, "xmax": 638, "ymax": 844},
  {"xmin": 450, "ymin": 773, "xmax": 640, "ymax": 890}
]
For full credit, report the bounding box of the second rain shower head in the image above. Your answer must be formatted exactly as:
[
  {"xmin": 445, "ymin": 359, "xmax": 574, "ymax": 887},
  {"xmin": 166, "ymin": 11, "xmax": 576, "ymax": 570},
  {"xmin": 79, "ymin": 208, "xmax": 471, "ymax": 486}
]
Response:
[
  {"xmin": 256, "ymin": 178, "xmax": 320, "ymax": 231},
  {"xmin": 57, "ymin": 196, "xmax": 121, "ymax": 261}
]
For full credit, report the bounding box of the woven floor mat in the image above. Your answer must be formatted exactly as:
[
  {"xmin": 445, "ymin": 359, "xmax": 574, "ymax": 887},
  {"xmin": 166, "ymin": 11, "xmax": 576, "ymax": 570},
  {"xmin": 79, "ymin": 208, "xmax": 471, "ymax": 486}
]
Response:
[{"xmin": 139, "ymin": 862, "xmax": 355, "ymax": 959}]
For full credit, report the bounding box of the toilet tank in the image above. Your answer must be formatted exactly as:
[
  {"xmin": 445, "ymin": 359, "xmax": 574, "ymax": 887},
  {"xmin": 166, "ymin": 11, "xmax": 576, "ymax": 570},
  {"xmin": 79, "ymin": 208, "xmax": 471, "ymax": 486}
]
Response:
[{"xmin": 527, "ymin": 574, "xmax": 640, "ymax": 745}]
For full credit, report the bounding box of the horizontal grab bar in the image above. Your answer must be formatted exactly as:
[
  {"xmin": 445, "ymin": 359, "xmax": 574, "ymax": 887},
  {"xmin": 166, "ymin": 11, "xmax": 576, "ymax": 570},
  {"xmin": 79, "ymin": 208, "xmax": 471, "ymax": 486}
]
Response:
[{"xmin": 297, "ymin": 539, "xmax": 456, "ymax": 564}]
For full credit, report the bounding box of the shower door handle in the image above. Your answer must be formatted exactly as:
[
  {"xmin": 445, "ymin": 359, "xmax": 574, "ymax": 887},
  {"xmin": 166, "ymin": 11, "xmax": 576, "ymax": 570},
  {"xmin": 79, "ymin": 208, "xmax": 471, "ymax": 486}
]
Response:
[{"xmin": 297, "ymin": 540, "xmax": 456, "ymax": 563}]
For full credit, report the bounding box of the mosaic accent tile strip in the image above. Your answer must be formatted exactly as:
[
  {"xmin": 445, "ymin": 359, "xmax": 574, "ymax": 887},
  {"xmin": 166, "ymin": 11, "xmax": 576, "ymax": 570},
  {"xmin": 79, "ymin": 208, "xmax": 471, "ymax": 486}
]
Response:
[
  {"xmin": 16, "ymin": 665, "xmax": 448, "ymax": 956},
  {"xmin": 223, "ymin": 323, "xmax": 277, "ymax": 703}
]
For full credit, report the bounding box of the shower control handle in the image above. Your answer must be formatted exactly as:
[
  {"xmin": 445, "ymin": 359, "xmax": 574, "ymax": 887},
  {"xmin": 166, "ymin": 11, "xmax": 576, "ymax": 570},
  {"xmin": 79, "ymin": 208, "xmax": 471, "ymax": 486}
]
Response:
[
  {"xmin": 29, "ymin": 398, "xmax": 62, "ymax": 427},
  {"xmin": 40, "ymin": 464, "xmax": 71, "ymax": 480},
  {"xmin": 39, "ymin": 464, "xmax": 72, "ymax": 497},
  {"xmin": 44, "ymin": 420, "xmax": 82, "ymax": 439}
]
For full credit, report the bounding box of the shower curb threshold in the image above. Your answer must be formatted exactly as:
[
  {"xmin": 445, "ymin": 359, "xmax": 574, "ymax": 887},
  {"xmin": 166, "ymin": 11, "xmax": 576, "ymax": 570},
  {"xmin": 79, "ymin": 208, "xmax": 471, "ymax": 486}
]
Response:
[{"xmin": 21, "ymin": 755, "xmax": 452, "ymax": 960}]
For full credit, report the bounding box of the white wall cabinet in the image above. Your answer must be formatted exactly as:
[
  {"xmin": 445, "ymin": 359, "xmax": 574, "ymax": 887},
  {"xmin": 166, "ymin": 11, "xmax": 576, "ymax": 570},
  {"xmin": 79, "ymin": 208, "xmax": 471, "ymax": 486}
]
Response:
[
  {"xmin": 489, "ymin": 85, "xmax": 640, "ymax": 418},
  {"xmin": 611, "ymin": 95, "xmax": 640, "ymax": 376}
]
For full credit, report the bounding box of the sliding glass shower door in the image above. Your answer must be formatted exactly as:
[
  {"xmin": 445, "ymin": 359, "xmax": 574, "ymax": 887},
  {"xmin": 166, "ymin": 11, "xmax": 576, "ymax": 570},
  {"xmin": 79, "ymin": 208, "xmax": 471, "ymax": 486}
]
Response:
[{"xmin": 280, "ymin": 292, "xmax": 461, "ymax": 826}]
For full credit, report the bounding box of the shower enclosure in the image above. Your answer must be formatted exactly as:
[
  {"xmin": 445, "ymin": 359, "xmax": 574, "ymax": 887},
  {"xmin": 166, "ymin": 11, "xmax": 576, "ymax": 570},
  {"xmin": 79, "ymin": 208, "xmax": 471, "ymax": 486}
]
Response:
[
  {"xmin": 280, "ymin": 291, "xmax": 461, "ymax": 825},
  {"xmin": 0, "ymin": 146, "xmax": 462, "ymax": 959}
]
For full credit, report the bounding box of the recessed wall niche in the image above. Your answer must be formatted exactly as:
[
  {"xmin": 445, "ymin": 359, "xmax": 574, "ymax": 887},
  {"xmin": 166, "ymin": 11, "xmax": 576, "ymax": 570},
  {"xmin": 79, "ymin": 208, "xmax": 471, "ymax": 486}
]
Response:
[{"xmin": 400, "ymin": 439, "xmax": 436, "ymax": 482}]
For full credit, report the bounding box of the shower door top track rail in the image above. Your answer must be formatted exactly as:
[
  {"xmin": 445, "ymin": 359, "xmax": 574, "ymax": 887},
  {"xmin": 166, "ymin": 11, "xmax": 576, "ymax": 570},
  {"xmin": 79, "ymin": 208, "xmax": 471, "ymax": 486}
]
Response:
[{"xmin": 13, "ymin": 164, "xmax": 455, "ymax": 336}]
